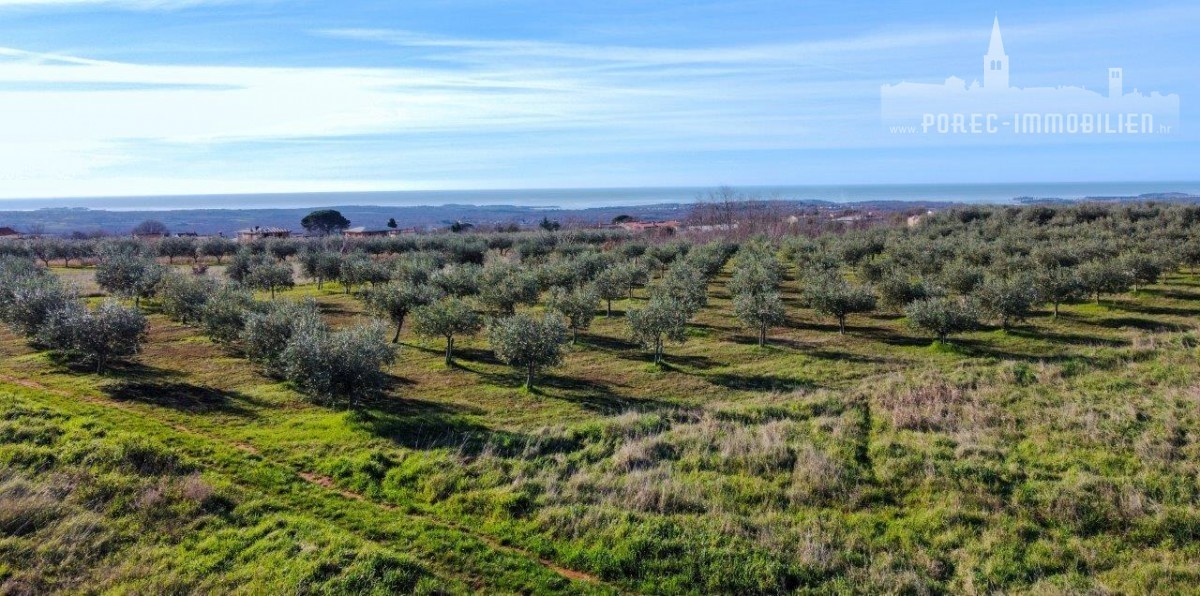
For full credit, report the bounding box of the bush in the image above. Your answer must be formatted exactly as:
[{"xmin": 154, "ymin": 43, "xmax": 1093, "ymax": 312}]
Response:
[
  {"xmin": 904, "ymin": 296, "xmax": 980, "ymax": 344},
  {"xmin": 488, "ymin": 312, "xmax": 570, "ymax": 390},
  {"xmin": 37, "ymin": 300, "xmax": 147, "ymax": 372},
  {"xmin": 280, "ymin": 321, "xmax": 395, "ymax": 408},
  {"xmin": 410, "ymin": 298, "xmax": 484, "ymax": 365}
]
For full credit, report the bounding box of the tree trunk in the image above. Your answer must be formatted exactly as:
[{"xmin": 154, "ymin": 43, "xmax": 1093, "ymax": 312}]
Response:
[
  {"xmin": 758, "ymin": 324, "xmax": 766, "ymax": 347},
  {"xmin": 445, "ymin": 337, "xmax": 453, "ymax": 365},
  {"xmin": 838, "ymin": 316, "xmax": 846, "ymax": 335},
  {"xmin": 270, "ymin": 286, "xmax": 276, "ymax": 299},
  {"xmin": 572, "ymin": 328, "xmax": 578, "ymax": 344},
  {"xmin": 393, "ymin": 323, "xmax": 402, "ymax": 343},
  {"xmin": 1053, "ymin": 301, "xmax": 1060, "ymax": 318},
  {"xmin": 526, "ymin": 365, "xmax": 535, "ymax": 390},
  {"xmin": 606, "ymin": 300, "xmax": 612, "ymax": 317}
]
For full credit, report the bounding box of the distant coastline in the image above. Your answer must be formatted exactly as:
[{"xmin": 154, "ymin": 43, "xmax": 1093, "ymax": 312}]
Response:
[{"xmin": 1, "ymin": 182, "xmax": 1198, "ymax": 212}]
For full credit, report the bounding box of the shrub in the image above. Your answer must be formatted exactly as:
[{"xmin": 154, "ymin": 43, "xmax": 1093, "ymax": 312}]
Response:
[
  {"xmin": 37, "ymin": 300, "xmax": 147, "ymax": 372},
  {"xmin": 488, "ymin": 312, "xmax": 570, "ymax": 390},
  {"xmin": 904, "ymin": 296, "xmax": 980, "ymax": 344},
  {"xmin": 732, "ymin": 290, "xmax": 787, "ymax": 346},
  {"xmin": 627, "ymin": 297, "xmax": 689, "ymax": 365},
  {"xmin": 280, "ymin": 321, "xmax": 395, "ymax": 408},
  {"xmin": 410, "ymin": 298, "xmax": 484, "ymax": 365}
]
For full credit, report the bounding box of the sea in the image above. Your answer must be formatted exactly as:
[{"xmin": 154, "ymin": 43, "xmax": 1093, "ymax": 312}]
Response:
[{"xmin": 2, "ymin": 182, "xmax": 1199, "ymax": 211}]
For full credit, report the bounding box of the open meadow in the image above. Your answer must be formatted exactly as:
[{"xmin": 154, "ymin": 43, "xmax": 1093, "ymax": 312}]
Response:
[{"xmin": 3, "ymin": 204, "xmax": 1200, "ymax": 594}]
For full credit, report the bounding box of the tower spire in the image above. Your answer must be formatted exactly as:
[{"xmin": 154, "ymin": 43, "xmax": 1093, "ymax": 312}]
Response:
[{"xmin": 987, "ymin": 15, "xmax": 1006, "ymax": 56}]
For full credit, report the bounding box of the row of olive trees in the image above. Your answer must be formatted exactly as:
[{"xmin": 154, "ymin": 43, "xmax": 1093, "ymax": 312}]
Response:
[{"xmin": 0, "ymin": 256, "xmax": 146, "ymax": 372}]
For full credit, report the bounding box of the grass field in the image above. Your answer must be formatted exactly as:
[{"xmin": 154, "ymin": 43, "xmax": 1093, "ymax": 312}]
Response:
[{"xmin": 3, "ymin": 263, "xmax": 1200, "ymax": 593}]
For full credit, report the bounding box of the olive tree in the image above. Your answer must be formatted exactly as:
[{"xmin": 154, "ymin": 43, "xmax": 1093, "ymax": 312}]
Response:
[
  {"xmin": 1033, "ymin": 267, "xmax": 1085, "ymax": 318},
  {"xmin": 242, "ymin": 298, "xmax": 322, "ymax": 376},
  {"xmin": 877, "ymin": 274, "xmax": 930, "ymax": 312},
  {"xmin": 280, "ymin": 321, "xmax": 395, "ymax": 408},
  {"xmin": 430, "ymin": 263, "xmax": 482, "ymax": 297},
  {"xmin": 158, "ymin": 236, "xmax": 196, "ymax": 264},
  {"xmin": 803, "ymin": 275, "xmax": 876, "ymax": 334},
  {"xmin": 477, "ymin": 264, "xmax": 540, "ymax": 315},
  {"xmin": 95, "ymin": 251, "xmax": 165, "ymax": 308},
  {"xmin": 200, "ymin": 284, "xmax": 258, "ymax": 345},
  {"xmin": 0, "ymin": 274, "xmax": 76, "ymax": 338},
  {"xmin": 732, "ymin": 290, "xmax": 786, "ymax": 347},
  {"xmin": 300, "ymin": 249, "xmax": 342, "ymax": 290},
  {"xmin": 157, "ymin": 273, "xmax": 217, "ymax": 324},
  {"xmin": 199, "ymin": 236, "xmax": 237, "ymax": 264},
  {"xmin": 1120, "ymin": 253, "xmax": 1163, "ymax": 292},
  {"xmin": 339, "ymin": 253, "xmax": 389, "ymax": 294},
  {"xmin": 1078, "ymin": 260, "xmax": 1132, "ymax": 304},
  {"xmin": 904, "ymin": 297, "xmax": 980, "ymax": 344},
  {"xmin": 363, "ymin": 281, "xmax": 441, "ymax": 342},
  {"xmin": 37, "ymin": 300, "xmax": 147, "ymax": 373},
  {"xmin": 488, "ymin": 312, "xmax": 569, "ymax": 390},
  {"xmin": 974, "ymin": 276, "xmax": 1036, "ymax": 330},
  {"xmin": 411, "ymin": 297, "xmax": 484, "ymax": 365},
  {"xmin": 546, "ymin": 284, "xmax": 598, "ymax": 343},
  {"xmin": 627, "ymin": 297, "xmax": 689, "ymax": 365},
  {"xmin": 245, "ymin": 260, "xmax": 295, "ymax": 299},
  {"xmin": 655, "ymin": 263, "xmax": 708, "ymax": 317},
  {"xmin": 593, "ymin": 266, "xmax": 628, "ymax": 317}
]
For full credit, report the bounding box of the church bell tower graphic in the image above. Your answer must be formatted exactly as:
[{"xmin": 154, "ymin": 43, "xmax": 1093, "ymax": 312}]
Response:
[
  {"xmin": 881, "ymin": 16, "xmax": 1179, "ymax": 136},
  {"xmin": 983, "ymin": 16, "xmax": 1008, "ymax": 90}
]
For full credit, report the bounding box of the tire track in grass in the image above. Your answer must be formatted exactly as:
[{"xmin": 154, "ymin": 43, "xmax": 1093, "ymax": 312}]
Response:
[{"xmin": 0, "ymin": 374, "xmax": 611, "ymax": 592}]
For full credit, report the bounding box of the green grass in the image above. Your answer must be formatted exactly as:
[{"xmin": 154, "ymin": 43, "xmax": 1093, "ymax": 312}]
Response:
[{"xmin": 2, "ymin": 267, "xmax": 1200, "ymax": 592}]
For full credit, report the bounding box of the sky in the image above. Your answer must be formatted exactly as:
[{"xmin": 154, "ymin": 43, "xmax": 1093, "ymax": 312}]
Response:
[{"xmin": 0, "ymin": 0, "xmax": 1196, "ymax": 199}]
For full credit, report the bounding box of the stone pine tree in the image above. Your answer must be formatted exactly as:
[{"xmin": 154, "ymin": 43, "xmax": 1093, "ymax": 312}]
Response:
[
  {"xmin": 300, "ymin": 209, "xmax": 351, "ymax": 235},
  {"xmin": 411, "ymin": 297, "xmax": 484, "ymax": 365},
  {"xmin": 488, "ymin": 312, "xmax": 570, "ymax": 390}
]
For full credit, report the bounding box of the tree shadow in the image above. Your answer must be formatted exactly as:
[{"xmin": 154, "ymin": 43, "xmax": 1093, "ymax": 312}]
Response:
[
  {"xmin": 1112, "ymin": 302, "xmax": 1200, "ymax": 318},
  {"xmin": 353, "ymin": 394, "xmax": 579, "ymax": 456},
  {"xmin": 1006, "ymin": 327, "xmax": 1126, "ymax": 348},
  {"xmin": 703, "ymin": 372, "xmax": 818, "ymax": 392},
  {"xmin": 103, "ymin": 380, "xmax": 260, "ymax": 417},
  {"xmin": 1092, "ymin": 316, "xmax": 1186, "ymax": 333},
  {"xmin": 580, "ymin": 333, "xmax": 639, "ymax": 352}
]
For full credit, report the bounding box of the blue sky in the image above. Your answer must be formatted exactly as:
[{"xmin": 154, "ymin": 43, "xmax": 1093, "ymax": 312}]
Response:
[{"xmin": 0, "ymin": 0, "xmax": 1196, "ymax": 198}]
